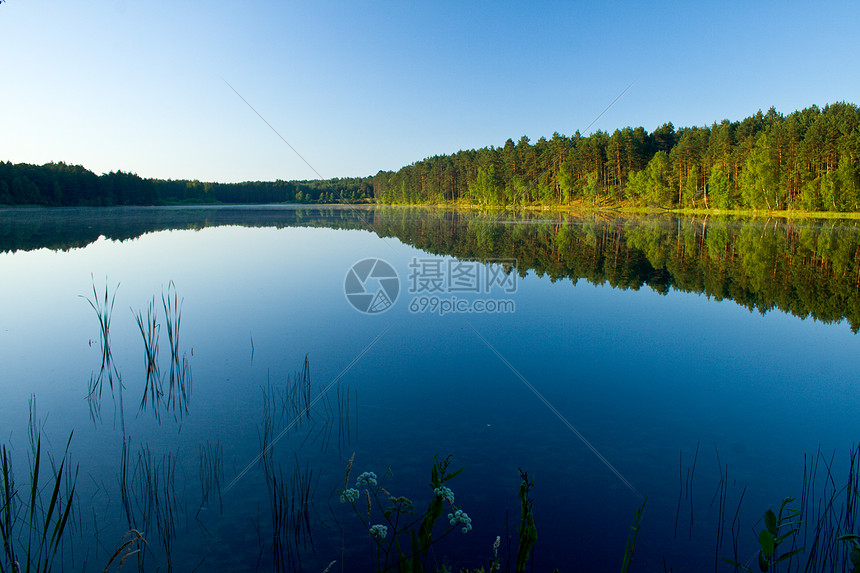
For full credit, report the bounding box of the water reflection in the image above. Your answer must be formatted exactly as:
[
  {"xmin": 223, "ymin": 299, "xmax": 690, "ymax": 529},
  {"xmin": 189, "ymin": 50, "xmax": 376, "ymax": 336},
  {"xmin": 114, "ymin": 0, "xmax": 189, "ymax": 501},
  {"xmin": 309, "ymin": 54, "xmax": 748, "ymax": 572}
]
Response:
[
  {"xmin": 1, "ymin": 206, "xmax": 859, "ymax": 571},
  {"xmin": 83, "ymin": 280, "xmax": 123, "ymax": 426},
  {"xmin": 4, "ymin": 206, "xmax": 860, "ymax": 331}
]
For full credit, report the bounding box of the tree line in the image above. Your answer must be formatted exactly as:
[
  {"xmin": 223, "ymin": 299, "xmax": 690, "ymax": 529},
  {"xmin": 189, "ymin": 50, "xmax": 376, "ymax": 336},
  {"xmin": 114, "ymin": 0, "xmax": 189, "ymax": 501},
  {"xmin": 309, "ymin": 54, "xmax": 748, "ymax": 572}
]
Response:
[
  {"xmin": 0, "ymin": 161, "xmax": 371, "ymax": 206},
  {"xmin": 372, "ymin": 102, "xmax": 860, "ymax": 212},
  {"xmin": 2, "ymin": 102, "xmax": 858, "ymax": 212}
]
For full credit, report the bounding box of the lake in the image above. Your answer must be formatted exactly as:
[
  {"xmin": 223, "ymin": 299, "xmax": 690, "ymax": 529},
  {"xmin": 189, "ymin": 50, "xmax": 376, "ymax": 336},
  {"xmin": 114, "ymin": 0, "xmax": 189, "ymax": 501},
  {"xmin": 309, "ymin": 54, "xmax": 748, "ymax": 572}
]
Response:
[{"xmin": 1, "ymin": 205, "xmax": 858, "ymax": 572}]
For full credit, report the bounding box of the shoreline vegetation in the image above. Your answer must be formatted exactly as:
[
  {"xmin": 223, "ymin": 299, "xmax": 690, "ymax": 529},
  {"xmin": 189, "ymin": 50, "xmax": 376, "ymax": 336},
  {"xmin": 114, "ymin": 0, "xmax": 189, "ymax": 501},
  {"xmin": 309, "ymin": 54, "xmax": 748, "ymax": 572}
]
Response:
[
  {"xmin": 369, "ymin": 198, "xmax": 860, "ymax": 221},
  {"xmin": 5, "ymin": 199, "xmax": 860, "ymax": 222},
  {"xmin": 1, "ymin": 102, "xmax": 859, "ymax": 217},
  {"xmin": 4, "ymin": 432, "xmax": 859, "ymax": 571}
]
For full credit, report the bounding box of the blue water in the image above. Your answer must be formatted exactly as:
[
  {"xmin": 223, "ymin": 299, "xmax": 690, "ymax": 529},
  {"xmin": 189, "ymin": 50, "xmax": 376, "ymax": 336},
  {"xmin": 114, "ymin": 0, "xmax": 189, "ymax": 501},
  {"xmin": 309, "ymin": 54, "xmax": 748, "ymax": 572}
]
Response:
[{"xmin": 0, "ymin": 206, "xmax": 858, "ymax": 572}]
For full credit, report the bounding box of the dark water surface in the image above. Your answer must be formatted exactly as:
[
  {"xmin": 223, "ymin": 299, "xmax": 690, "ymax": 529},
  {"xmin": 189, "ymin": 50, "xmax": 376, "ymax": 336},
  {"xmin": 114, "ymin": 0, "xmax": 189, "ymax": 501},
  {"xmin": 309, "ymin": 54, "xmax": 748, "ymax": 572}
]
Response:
[{"xmin": 1, "ymin": 205, "xmax": 858, "ymax": 572}]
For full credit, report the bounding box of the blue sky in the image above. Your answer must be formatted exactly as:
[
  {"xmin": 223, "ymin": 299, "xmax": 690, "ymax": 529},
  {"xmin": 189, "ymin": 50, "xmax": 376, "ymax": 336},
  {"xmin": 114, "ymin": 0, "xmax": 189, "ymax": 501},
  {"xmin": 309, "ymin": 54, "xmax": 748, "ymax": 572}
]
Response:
[{"xmin": 1, "ymin": 1, "xmax": 857, "ymax": 182}]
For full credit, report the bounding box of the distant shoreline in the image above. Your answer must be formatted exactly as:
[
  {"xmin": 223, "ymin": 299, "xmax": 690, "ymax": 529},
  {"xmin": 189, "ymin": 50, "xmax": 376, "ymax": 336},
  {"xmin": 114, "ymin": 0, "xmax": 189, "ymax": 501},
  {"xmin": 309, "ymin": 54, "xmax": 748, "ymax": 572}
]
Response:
[{"xmin": 5, "ymin": 200, "xmax": 860, "ymax": 221}]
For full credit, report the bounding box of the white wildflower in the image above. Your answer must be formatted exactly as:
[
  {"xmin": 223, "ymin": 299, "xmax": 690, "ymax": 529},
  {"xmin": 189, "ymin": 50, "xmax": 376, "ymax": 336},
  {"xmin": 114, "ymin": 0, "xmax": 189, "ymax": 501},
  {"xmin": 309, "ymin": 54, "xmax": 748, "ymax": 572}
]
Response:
[
  {"xmin": 369, "ymin": 524, "xmax": 388, "ymax": 539},
  {"xmin": 356, "ymin": 471, "xmax": 378, "ymax": 487}
]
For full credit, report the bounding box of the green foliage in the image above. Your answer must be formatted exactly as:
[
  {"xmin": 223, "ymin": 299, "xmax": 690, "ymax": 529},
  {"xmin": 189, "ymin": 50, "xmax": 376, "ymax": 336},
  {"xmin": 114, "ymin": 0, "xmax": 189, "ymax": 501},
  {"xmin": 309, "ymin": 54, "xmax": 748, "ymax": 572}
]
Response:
[
  {"xmin": 684, "ymin": 164, "xmax": 700, "ymax": 207},
  {"xmin": 583, "ymin": 171, "xmax": 600, "ymax": 204},
  {"xmin": 0, "ymin": 161, "xmax": 372, "ymax": 206},
  {"xmin": 723, "ymin": 497, "xmax": 803, "ymax": 572},
  {"xmin": 515, "ymin": 470, "xmax": 537, "ymax": 573},
  {"xmin": 838, "ymin": 534, "xmax": 860, "ymax": 573},
  {"xmin": 636, "ymin": 151, "xmax": 673, "ymax": 205},
  {"xmin": 339, "ymin": 454, "xmax": 468, "ymax": 573},
  {"xmin": 2, "ymin": 102, "xmax": 858, "ymax": 212},
  {"xmin": 709, "ymin": 164, "xmax": 733, "ymax": 208},
  {"xmin": 741, "ymin": 134, "xmax": 781, "ymax": 209},
  {"xmin": 621, "ymin": 496, "xmax": 646, "ymax": 573},
  {"xmin": 0, "ymin": 434, "xmax": 78, "ymax": 573},
  {"xmin": 0, "ymin": 102, "xmax": 857, "ymax": 213},
  {"xmin": 339, "ymin": 458, "xmax": 553, "ymax": 573},
  {"xmin": 372, "ymin": 102, "xmax": 860, "ymax": 213},
  {"xmin": 471, "ymin": 166, "xmax": 504, "ymax": 205}
]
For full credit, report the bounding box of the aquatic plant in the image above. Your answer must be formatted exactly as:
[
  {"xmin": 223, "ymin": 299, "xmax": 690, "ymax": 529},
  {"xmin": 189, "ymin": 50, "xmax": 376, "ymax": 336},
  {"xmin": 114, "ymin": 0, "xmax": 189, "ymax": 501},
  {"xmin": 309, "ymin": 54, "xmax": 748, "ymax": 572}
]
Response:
[
  {"xmin": 116, "ymin": 439, "xmax": 183, "ymax": 572},
  {"xmin": 81, "ymin": 278, "xmax": 119, "ymax": 395},
  {"xmin": 621, "ymin": 496, "xmax": 647, "ymax": 573},
  {"xmin": 136, "ymin": 446, "xmax": 180, "ymax": 572},
  {"xmin": 448, "ymin": 509, "xmax": 472, "ymax": 533},
  {"xmin": 0, "ymin": 432, "xmax": 77, "ymax": 573},
  {"xmin": 102, "ymin": 529, "xmax": 148, "ymax": 573},
  {"xmin": 336, "ymin": 457, "xmax": 653, "ymax": 573},
  {"xmin": 278, "ymin": 355, "xmax": 304, "ymax": 423},
  {"xmin": 161, "ymin": 281, "xmax": 181, "ymax": 367},
  {"xmin": 793, "ymin": 445, "xmax": 860, "ymax": 571},
  {"xmin": 82, "ymin": 278, "xmax": 126, "ymax": 430},
  {"xmin": 837, "ymin": 534, "xmax": 860, "ymax": 573},
  {"xmin": 514, "ymin": 469, "xmax": 536, "ymax": 573},
  {"xmin": 338, "ymin": 453, "xmax": 470, "ymax": 573},
  {"xmin": 257, "ymin": 356, "xmax": 356, "ymax": 460},
  {"xmin": 162, "ymin": 281, "xmax": 191, "ymax": 416},
  {"xmin": 256, "ymin": 380, "xmax": 322, "ymax": 573},
  {"xmin": 118, "ymin": 437, "xmax": 135, "ymax": 533},
  {"xmin": 321, "ymin": 378, "xmax": 356, "ymax": 452},
  {"xmin": 134, "ymin": 297, "xmax": 162, "ymax": 418},
  {"xmin": 664, "ymin": 442, "xmax": 860, "ymax": 572},
  {"xmin": 198, "ymin": 440, "xmax": 224, "ymax": 518},
  {"xmin": 724, "ymin": 497, "xmax": 804, "ymax": 572},
  {"xmin": 127, "ymin": 283, "xmax": 194, "ymax": 422},
  {"xmin": 259, "ymin": 453, "xmax": 317, "ymax": 573}
]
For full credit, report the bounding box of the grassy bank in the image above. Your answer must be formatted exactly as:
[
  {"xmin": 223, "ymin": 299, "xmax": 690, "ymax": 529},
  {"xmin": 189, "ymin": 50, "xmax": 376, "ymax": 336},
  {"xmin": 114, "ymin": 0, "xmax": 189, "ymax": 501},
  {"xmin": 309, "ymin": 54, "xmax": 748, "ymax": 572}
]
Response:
[{"xmin": 374, "ymin": 199, "xmax": 860, "ymax": 220}]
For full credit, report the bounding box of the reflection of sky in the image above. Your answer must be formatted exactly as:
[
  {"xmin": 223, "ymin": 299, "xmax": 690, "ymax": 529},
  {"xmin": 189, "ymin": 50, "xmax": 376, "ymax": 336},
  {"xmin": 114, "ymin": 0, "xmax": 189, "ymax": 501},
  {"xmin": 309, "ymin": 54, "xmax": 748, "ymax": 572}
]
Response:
[{"xmin": 0, "ymin": 222, "xmax": 858, "ymax": 570}]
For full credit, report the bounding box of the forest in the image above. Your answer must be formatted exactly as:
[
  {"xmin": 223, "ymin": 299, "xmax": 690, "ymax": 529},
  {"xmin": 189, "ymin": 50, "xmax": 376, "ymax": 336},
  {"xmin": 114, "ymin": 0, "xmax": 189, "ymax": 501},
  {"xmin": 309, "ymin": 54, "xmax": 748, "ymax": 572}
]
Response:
[
  {"xmin": 1, "ymin": 102, "xmax": 858, "ymax": 212},
  {"xmin": 373, "ymin": 102, "xmax": 860, "ymax": 211},
  {"xmin": 0, "ymin": 162, "xmax": 371, "ymax": 207}
]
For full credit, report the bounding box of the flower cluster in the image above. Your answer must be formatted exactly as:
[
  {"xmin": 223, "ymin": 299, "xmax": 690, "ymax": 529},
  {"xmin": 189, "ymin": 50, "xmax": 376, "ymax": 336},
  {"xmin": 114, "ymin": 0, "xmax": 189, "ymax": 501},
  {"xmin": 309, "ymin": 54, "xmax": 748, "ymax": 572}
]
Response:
[
  {"xmin": 433, "ymin": 485, "xmax": 454, "ymax": 503},
  {"xmin": 339, "ymin": 487, "xmax": 360, "ymax": 503},
  {"xmin": 369, "ymin": 524, "xmax": 388, "ymax": 539},
  {"xmin": 356, "ymin": 471, "xmax": 378, "ymax": 487},
  {"xmin": 491, "ymin": 535, "xmax": 501, "ymax": 571},
  {"xmin": 448, "ymin": 509, "xmax": 472, "ymax": 533}
]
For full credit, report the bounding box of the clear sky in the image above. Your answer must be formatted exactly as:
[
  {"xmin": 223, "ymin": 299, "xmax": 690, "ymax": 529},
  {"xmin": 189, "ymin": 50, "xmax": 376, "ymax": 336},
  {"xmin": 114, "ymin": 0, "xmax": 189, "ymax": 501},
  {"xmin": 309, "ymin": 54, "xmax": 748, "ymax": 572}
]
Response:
[{"xmin": 1, "ymin": 1, "xmax": 857, "ymax": 183}]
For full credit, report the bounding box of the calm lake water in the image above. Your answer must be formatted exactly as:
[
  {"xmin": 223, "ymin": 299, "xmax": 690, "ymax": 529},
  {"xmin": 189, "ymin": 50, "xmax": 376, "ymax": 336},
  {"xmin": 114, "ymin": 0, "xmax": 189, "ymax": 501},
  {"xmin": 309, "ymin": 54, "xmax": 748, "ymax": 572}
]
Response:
[{"xmin": 1, "ymin": 205, "xmax": 858, "ymax": 572}]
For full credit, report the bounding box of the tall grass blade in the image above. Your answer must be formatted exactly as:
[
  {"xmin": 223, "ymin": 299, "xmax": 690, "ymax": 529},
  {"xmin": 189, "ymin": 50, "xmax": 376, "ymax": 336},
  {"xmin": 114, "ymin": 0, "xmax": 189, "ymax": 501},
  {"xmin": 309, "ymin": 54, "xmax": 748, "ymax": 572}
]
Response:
[
  {"xmin": 28, "ymin": 439, "xmax": 39, "ymax": 530},
  {"xmin": 160, "ymin": 282, "xmax": 191, "ymax": 418},
  {"xmin": 621, "ymin": 496, "xmax": 647, "ymax": 573},
  {"xmin": 1, "ymin": 445, "xmax": 17, "ymax": 568},
  {"xmin": 82, "ymin": 278, "xmax": 125, "ymax": 431},
  {"xmin": 0, "ymin": 431, "xmax": 77, "ymax": 573},
  {"xmin": 135, "ymin": 297, "xmax": 163, "ymax": 420},
  {"xmin": 81, "ymin": 278, "xmax": 120, "ymax": 396}
]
